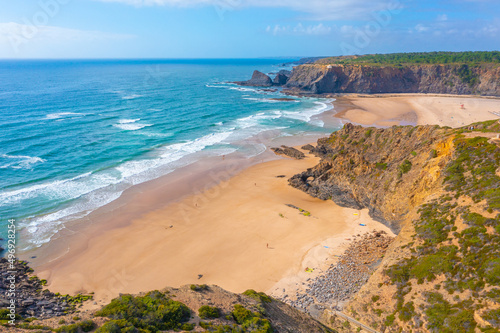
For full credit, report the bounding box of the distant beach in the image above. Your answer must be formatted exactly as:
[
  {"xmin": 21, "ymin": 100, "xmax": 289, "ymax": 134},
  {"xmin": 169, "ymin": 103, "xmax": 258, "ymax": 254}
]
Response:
[{"xmin": 333, "ymin": 94, "xmax": 500, "ymax": 128}]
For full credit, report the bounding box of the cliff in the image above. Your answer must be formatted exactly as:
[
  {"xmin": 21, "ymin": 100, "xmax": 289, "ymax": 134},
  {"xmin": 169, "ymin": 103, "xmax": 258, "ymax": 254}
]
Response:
[
  {"xmin": 289, "ymin": 120, "xmax": 500, "ymax": 332},
  {"xmin": 282, "ymin": 63, "xmax": 500, "ymax": 96},
  {"xmin": 290, "ymin": 123, "xmax": 456, "ymax": 233},
  {"xmin": 4, "ymin": 260, "xmax": 333, "ymax": 333}
]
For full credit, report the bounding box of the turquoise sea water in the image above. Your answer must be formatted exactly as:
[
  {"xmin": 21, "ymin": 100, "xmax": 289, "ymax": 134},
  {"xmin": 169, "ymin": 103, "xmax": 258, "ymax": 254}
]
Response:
[{"xmin": 0, "ymin": 59, "xmax": 340, "ymax": 250}]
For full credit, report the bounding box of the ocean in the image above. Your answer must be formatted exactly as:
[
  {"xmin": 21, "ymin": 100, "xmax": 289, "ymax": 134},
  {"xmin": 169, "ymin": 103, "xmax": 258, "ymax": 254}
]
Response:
[{"xmin": 0, "ymin": 59, "xmax": 341, "ymax": 251}]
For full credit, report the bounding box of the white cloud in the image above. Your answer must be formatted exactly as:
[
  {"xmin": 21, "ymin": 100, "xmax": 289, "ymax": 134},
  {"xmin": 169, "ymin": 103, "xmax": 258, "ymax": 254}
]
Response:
[
  {"xmin": 414, "ymin": 24, "xmax": 430, "ymax": 32},
  {"xmin": 0, "ymin": 22, "xmax": 134, "ymax": 43},
  {"xmin": 437, "ymin": 14, "xmax": 448, "ymax": 21},
  {"xmin": 267, "ymin": 23, "xmax": 332, "ymax": 36},
  {"xmin": 408, "ymin": 17, "xmax": 500, "ymax": 39},
  {"xmin": 96, "ymin": 0, "xmax": 402, "ymax": 20}
]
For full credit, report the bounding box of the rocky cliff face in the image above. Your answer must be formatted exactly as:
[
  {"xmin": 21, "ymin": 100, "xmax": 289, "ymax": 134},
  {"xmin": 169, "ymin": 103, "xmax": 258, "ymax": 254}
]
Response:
[
  {"xmin": 290, "ymin": 123, "xmax": 455, "ymax": 233},
  {"xmin": 282, "ymin": 64, "xmax": 500, "ymax": 96},
  {"xmin": 290, "ymin": 121, "xmax": 500, "ymax": 332}
]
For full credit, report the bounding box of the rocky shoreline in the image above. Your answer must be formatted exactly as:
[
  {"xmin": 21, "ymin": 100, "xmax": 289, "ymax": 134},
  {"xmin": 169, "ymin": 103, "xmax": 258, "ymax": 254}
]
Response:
[
  {"xmin": 277, "ymin": 231, "xmax": 393, "ymax": 315},
  {"xmin": 0, "ymin": 258, "xmax": 92, "ymax": 320}
]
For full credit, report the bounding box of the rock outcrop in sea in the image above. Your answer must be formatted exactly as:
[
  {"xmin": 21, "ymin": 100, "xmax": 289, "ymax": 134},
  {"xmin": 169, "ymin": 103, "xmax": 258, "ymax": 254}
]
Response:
[
  {"xmin": 235, "ymin": 70, "xmax": 292, "ymax": 87},
  {"xmin": 235, "ymin": 70, "xmax": 274, "ymax": 87}
]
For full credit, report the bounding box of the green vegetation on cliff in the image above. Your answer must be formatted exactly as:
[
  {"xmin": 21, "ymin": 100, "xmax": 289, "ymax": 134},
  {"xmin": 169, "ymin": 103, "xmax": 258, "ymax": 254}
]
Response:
[
  {"xmin": 317, "ymin": 51, "xmax": 500, "ymax": 67},
  {"xmin": 95, "ymin": 291, "xmax": 191, "ymax": 332},
  {"xmin": 384, "ymin": 127, "xmax": 500, "ymax": 332}
]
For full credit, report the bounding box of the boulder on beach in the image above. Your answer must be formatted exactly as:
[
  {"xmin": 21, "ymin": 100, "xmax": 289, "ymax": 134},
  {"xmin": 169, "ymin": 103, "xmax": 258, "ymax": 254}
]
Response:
[
  {"xmin": 271, "ymin": 145, "xmax": 306, "ymax": 160},
  {"xmin": 301, "ymin": 144, "xmax": 315, "ymax": 153}
]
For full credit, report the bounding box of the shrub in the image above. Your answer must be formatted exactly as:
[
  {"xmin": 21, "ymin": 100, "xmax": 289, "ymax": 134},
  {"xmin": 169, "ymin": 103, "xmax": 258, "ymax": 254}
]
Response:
[
  {"xmin": 55, "ymin": 320, "xmax": 95, "ymax": 333},
  {"xmin": 0, "ymin": 309, "xmax": 22, "ymax": 320},
  {"xmin": 95, "ymin": 319, "xmax": 138, "ymax": 333},
  {"xmin": 230, "ymin": 305, "xmax": 272, "ymax": 332},
  {"xmin": 181, "ymin": 323, "xmax": 195, "ymax": 331},
  {"xmin": 483, "ymin": 259, "xmax": 500, "ymax": 285},
  {"xmin": 231, "ymin": 305, "xmax": 253, "ymax": 325},
  {"xmin": 95, "ymin": 291, "xmax": 191, "ymax": 332},
  {"xmin": 190, "ymin": 284, "xmax": 208, "ymax": 291},
  {"xmin": 384, "ymin": 314, "xmax": 395, "ymax": 326},
  {"xmin": 399, "ymin": 160, "xmax": 412, "ymax": 174},
  {"xmin": 242, "ymin": 290, "xmax": 272, "ymax": 303},
  {"xmin": 483, "ymin": 308, "xmax": 500, "ymax": 327},
  {"xmin": 198, "ymin": 306, "xmax": 220, "ymax": 319}
]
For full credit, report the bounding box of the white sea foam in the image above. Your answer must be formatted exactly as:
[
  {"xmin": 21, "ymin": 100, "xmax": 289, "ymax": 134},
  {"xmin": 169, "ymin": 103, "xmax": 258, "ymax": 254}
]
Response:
[
  {"xmin": 282, "ymin": 101, "xmax": 332, "ymax": 122},
  {"xmin": 21, "ymin": 190, "xmax": 123, "ymax": 249},
  {"xmin": 228, "ymin": 86, "xmax": 258, "ymax": 92},
  {"xmin": 205, "ymin": 84, "xmax": 261, "ymax": 94},
  {"xmin": 235, "ymin": 112, "xmax": 282, "ymax": 129},
  {"xmin": 205, "ymin": 84, "xmax": 227, "ymax": 88},
  {"xmin": 0, "ymin": 172, "xmax": 111, "ymax": 206},
  {"xmin": 45, "ymin": 112, "xmax": 83, "ymax": 120},
  {"xmin": 242, "ymin": 97, "xmax": 280, "ymax": 103},
  {"xmin": 122, "ymin": 94, "xmax": 143, "ymax": 100},
  {"xmin": 0, "ymin": 154, "xmax": 46, "ymax": 169},
  {"xmin": 118, "ymin": 118, "xmax": 141, "ymax": 124},
  {"xmin": 113, "ymin": 119, "xmax": 153, "ymax": 131}
]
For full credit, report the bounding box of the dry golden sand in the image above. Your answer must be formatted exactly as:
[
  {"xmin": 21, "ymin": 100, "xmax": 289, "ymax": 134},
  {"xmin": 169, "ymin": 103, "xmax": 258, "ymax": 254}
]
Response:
[{"xmin": 34, "ymin": 152, "xmax": 391, "ymax": 307}]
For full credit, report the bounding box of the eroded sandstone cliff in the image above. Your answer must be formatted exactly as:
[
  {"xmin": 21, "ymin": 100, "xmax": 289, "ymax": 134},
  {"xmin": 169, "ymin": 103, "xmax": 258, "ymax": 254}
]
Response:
[{"xmin": 283, "ymin": 64, "xmax": 500, "ymax": 96}]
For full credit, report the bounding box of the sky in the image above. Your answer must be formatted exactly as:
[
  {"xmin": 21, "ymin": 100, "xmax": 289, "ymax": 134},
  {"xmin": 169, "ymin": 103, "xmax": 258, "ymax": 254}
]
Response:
[{"xmin": 0, "ymin": 0, "xmax": 498, "ymax": 58}]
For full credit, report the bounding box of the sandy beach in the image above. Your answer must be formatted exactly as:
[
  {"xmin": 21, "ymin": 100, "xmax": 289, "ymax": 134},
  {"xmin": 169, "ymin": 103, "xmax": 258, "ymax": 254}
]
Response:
[
  {"xmin": 334, "ymin": 94, "xmax": 500, "ymax": 128},
  {"xmin": 32, "ymin": 149, "xmax": 391, "ymax": 307},
  {"xmin": 27, "ymin": 94, "xmax": 500, "ymax": 309}
]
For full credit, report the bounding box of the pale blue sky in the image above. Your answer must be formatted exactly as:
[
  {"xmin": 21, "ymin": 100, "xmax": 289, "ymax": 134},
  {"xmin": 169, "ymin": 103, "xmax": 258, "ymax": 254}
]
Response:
[{"xmin": 0, "ymin": 0, "xmax": 498, "ymax": 58}]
